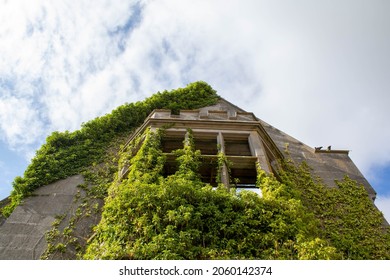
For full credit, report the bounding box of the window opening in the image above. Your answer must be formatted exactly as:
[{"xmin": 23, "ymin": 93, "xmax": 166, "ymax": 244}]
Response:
[
  {"xmin": 162, "ymin": 155, "xmax": 178, "ymax": 177},
  {"xmin": 160, "ymin": 130, "xmax": 262, "ymax": 192},
  {"xmin": 228, "ymin": 155, "xmax": 259, "ymax": 195},
  {"xmin": 193, "ymin": 133, "xmax": 218, "ymax": 155},
  {"xmin": 198, "ymin": 158, "xmax": 218, "ymax": 186},
  {"xmin": 161, "ymin": 131, "xmax": 185, "ymax": 177},
  {"xmin": 161, "ymin": 132, "xmax": 185, "ymax": 153},
  {"xmin": 224, "ymin": 134, "xmax": 252, "ymax": 156},
  {"xmin": 230, "ymin": 166, "xmax": 257, "ymax": 187}
]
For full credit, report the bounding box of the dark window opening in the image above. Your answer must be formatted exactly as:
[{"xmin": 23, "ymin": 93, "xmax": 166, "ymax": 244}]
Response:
[
  {"xmin": 193, "ymin": 133, "xmax": 218, "ymax": 155},
  {"xmin": 198, "ymin": 157, "xmax": 218, "ymax": 186},
  {"xmin": 224, "ymin": 135, "xmax": 252, "ymax": 156},
  {"xmin": 160, "ymin": 131, "xmax": 259, "ymax": 191},
  {"xmin": 161, "ymin": 133, "xmax": 185, "ymax": 153},
  {"xmin": 162, "ymin": 154, "xmax": 218, "ymax": 186},
  {"xmin": 230, "ymin": 166, "xmax": 257, "ymax": 188},
  {"xmin": 228, "ymin": 156, "xmax": 258, "ymax": 187},
  {"xmin": 162, "ymin": 155, "xmax": 178, "ymax": 177},
  {"xmin": 231, "ymin": 164, "xmax": 260, "ymax": 195}
]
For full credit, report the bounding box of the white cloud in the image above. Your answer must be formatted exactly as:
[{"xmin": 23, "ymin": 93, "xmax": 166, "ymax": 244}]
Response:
[
  {"xmin": 0, "ymin": 0, "xmax": 389, "ymax": 197},
  {"xmin": 375, "ymin": 196, "xmax": 390, "ymax": 225},
  {"xmin": 0, "ymin": 0, "xmax": 144, "ymax": 151},
  {"xmin": 0, "ymin": 96, "xmax": 43, "ymax": 147},
  {"xmin": 133, "ymin": 0, "xmax": 390, "ymax": 179}
]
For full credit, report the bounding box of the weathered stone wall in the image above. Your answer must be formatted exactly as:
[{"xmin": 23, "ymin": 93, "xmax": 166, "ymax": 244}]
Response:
[
  {"xmin": 0, "ymin": 175, "xmax": 85, "ymax": 259},
  {"xmin": 0, "ymin": 98, "xmax": 385, "ymax": 259},
  {"xmin": 260, "ymin": 120, "xmax": 377, "ymax": 200}
]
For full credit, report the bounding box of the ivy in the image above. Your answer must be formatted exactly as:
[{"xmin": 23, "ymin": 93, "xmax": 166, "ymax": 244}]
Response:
[
  {"xmin": 1, "ymin": 81, "xmax": 219, "ymax": 217},
  {"xmin": 278, "ymin": 160, "xmax": 390, "ymax": 259},
  {"xmin": 84, "ymin": 129, "xmax": 339, "ymax": 260},
  {"xmin": 83, "ymin": 128, "xmax": 389, "ymax": 259},
  {"xmin": 2, "ymin": 81, "xmax": 389, "ymax": 259}
]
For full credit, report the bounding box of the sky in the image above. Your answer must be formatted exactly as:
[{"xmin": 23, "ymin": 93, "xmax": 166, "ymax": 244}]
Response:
[{"xmin": 0, "ymin": 0, "xmax": 389, "ymax": 221}]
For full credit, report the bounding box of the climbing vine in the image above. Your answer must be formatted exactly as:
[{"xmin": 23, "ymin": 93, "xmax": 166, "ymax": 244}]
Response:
[
  {"xmin": 1, "ymin": 81, "xmax": 219, "ymax": 217},
  {"xmin": 2, "ymin": 81, "xmax": 389, "ymax": 259},
  {"xmin": 84, "ymin": 129, "xmax": 341, "ymax": 260},
  {"xmin": 278, "ymin": 160, "xmax": 390, "ymax": 259},
  {"xmin": 83, "ymin": 128, "xmax": 389, "ymax": 260}
]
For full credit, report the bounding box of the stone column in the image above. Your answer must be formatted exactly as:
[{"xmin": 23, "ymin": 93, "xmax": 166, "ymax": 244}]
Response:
[
  {"xmin": 217, "ymin": 132, "xmax": 230, "ymax": 189},
  {"xmin": 249, "ymin": 131, "xmax": 271, "ymax": 173}
]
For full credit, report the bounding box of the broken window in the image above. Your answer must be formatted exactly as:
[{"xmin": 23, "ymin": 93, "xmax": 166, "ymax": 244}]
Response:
[
  {"xmin": 224, "ymin": 134, "xmax": 252, "ymax": 156},
  {"xmin": 161, "ymin": 131, "xmax": 185, "ymax": 153},
  {"xmin": 198, "ymin": 158, "xmax": 218, "ymax": 186},
  {"xmin": 160, "ymin": 130, "xmax": 263, "ymax": 194},
  {"xmin": 222, "ymin": 133, "xmax": 260, "ymax": 194},
  {"xmin": 193, "ymin": 132, "xmax": 218, "ymax": 155}
]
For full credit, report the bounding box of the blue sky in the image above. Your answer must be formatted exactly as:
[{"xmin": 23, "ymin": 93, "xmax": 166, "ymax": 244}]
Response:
[{"xmin": 0, "ymin": 0, "xmax": 389, "ymax": 221}]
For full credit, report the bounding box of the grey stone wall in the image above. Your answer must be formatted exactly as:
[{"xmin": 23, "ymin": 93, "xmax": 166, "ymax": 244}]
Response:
[{"xmin": 0, "ymin": 175, "xmax": 85, "ymax": 260}]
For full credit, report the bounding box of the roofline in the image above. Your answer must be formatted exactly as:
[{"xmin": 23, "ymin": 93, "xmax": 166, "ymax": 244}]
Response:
[{"xmin": 217, "ymin": 97, "xmax": 247, "ymax": 113}]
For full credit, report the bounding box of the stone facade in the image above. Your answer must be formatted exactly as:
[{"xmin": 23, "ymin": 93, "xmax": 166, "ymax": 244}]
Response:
[
  {"xmin": 123, "ymin": 98, "xmax": 376, "ymax": 200},
  {"xmin": 0, "ymin": 98, "xmax": 382, "ymax": 259},
  {"xmin": 0, "ymin": 175, "xmax": 86, "ymax": 259}
]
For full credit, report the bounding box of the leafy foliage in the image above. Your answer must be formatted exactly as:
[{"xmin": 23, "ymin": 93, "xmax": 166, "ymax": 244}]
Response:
[
  {"xmin": 84, "ymin": 129, "xmax": 339, "ymax": 259},
  {"xmin": 2, "ymin": 81, "xmax": 389, "ymax": 259},
  {"xmin": 1, "ymin": 81, "xmax": 219, "ymax": 217},
  {"xmin": 279, "ymin": 160, "xmax": 390, "ymax": 259},
  {"xmin": 84, "ymin": 128, "xmax": 389, "ymax": 260}
]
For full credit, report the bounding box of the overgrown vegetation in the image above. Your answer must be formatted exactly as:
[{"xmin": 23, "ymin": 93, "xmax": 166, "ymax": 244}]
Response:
[
  {"xmin": 1, "ymin": 81, "xmax": 219, "ymax": 217},
  {"xmin": 86, "ymin": 129, "xmax": 326, "ymax": 259},
  {"xmin": 2, "ymin": 81, "xmax": 389, "ymax": 259},
  {"xmin": 84, "ymin": 128, "xmax": 390, "ymax": 259},
  {"xmin": 279, "ymin": 160, "xmax": 390, "ymax": 259}
]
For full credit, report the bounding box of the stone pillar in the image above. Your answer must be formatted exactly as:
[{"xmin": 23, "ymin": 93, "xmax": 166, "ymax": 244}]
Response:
[
  {"xmin": 217, "ymin": 132, "xmax": 230, "ymax": 189},
  {"xmin": 249, "ymin": 131, "xmax": 271, "ymax": 173}
]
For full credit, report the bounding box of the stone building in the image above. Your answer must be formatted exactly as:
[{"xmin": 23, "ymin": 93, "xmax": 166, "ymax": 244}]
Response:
[
  {"xmin": 122, "ymin": 98, "xmax": 377, "ymax": 199},
  {"xmin": 0, "ymin": 97, "xmax": 383, "ymax": 259}
]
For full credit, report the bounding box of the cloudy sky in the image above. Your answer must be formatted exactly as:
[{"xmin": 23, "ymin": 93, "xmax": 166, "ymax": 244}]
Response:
[{"xmin": 0, "ymin": 0, "xmax": 389, "ymax": 221}]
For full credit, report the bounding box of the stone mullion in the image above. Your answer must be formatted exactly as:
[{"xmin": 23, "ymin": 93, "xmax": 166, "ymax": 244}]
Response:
[{"xmin": 217, "ymin": 132, "xmax": 230, "ymax": 189}]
